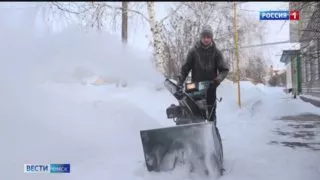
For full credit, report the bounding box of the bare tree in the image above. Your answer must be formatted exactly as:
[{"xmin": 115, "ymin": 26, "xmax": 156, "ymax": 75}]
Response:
[
  {"xmin": 122, "ymin": 1, "xmax": 128, "ymax": 44},
  {"xmin": 44, "ymin": 2, "xmax": 269, "ymax": 80},
  {"xmin": 160, "ymin": 2, "xmax": 267, "ymax": 79},
  {"xmin": 147, "ymin": 2, "xmax": 165, "ymax": 74},
  {"xmin": 43, "ymin": 2, "xmax": 148, "ymax": 34},
  {"xmin": 43, "ymin": 2, "xmax": 183, "ymax": 75},
  {"xmin": 244, "ymin": 56, "xmax": 268, "ymax": 84},
  {"xmin": 146, "ymin": 2, "xmax": 183, "ymax": 75}
]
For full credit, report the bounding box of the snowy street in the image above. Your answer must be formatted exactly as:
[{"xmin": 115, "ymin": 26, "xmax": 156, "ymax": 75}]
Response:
[{"xmin": 2, "ymin": 77, "xmax": 320, "ymax": 180}]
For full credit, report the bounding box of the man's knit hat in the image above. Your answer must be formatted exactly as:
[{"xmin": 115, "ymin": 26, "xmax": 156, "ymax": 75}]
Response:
[{"xmin": 200, "ymin": 25, "xmax": 213, "ymax": 39}]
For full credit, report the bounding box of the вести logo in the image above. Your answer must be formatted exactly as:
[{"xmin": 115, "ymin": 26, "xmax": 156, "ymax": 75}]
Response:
[{"xmin": 24, "ymin": 164, "xmax": 70, "ymax": 173}]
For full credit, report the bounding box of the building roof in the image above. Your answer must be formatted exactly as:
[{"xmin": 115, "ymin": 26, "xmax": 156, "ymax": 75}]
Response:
[{"xmin": 280, "ymin": 50, "xmax": 300, "ymax": 64}]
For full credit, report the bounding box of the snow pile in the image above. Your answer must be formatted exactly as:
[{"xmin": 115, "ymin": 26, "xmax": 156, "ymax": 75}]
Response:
[
  {"xmin": 213, "ymin": 81, "xmax": 320, "ymax": 180},
  {"xmin": 216, "ymin": 80, "xmax": 265, "ymax": 115},
  {"xmin": 217, "ymin": 79, "xmax": 320, "ymax": 119}
]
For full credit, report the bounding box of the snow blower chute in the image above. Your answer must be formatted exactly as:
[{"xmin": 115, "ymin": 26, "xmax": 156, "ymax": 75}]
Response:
[{"xmin": 140, "ymin": 78, "xmax": 224, "ymax": 176}]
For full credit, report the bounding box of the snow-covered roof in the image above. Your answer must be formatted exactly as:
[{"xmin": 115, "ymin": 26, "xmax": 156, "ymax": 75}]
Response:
[{"xmin": 280, "ymin": 50, "xmax": 300, "ymax": 64}]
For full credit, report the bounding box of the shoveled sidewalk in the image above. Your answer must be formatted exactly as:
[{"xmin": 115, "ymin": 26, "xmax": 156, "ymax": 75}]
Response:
[
  {"xmin": 272, "ymin": 113, "xmax": 320, "ymax": 151},
  {"xmin": 300, "ymin": 95, "xmax": 320, "ymax": 107}
]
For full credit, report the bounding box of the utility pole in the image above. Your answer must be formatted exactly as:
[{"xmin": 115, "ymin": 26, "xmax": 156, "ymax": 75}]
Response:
[
  {"xmin": 234, "ymin": 1, "xmax": 241, "ymax": 108},
  {"xmin": 122, "ymin": 1, "xmax": 128, "ymax": 44}
]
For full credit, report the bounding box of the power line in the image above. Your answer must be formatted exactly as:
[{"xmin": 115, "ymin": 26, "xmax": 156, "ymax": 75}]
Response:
[
  {"xmin": 0, "ymin": 5, "xmax": 38, "ymax": 9},
  {"xmin": 223, "ymin": 38, "xmax": 316, "ymax": 51},
  {"xmin": 241, "ymin": 40, "xmax": 291, "ymax": 48},
  {"xmin": 239, "ymin": 8, "xmax": 260, "ymax": 12},
  {"xmin": 221, "ymin": 40, "xmax": 291, "ymax": 51}
]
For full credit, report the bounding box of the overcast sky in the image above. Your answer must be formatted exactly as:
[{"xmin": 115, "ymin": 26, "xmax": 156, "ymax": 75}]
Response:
[{"xmin": 1, "ymin": 2, "xmax": 294, "ymax": 70}]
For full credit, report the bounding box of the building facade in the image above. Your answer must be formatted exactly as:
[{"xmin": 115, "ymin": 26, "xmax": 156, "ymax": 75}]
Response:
[
  {"xmin": 288, "ymin": 2, "xmax": 320, "ymax": 98},
  {"xmin": 299, "ymin": 5, "xmax": 320, "ymax": 98}
]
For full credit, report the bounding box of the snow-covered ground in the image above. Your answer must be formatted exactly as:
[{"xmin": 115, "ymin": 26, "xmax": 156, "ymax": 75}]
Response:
[{"xmin": 1, "ymin": 14, "xmax": 320, "ymax": 180}]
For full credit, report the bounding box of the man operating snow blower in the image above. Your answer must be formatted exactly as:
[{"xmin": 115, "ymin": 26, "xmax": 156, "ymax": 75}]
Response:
[
  {"xmin": 140, "ymin": 25, "xmax": 229, "ymax": 177},
  {"xmin": 176, "ymin": 25, "xmax": 229, "ymax": 124}
]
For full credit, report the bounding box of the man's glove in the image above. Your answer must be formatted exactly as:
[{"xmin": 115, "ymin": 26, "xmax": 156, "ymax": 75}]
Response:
[
  {"xmin": 175, "ymin": 78, "xmax": 184, "ymax": 100},
  {"xmin": 176, "ymin": 76, "xmax": 184, "ymax": 91},
  {"xmin": 177, "ymin": 81, "xmax": 183, "ymax": 93}
]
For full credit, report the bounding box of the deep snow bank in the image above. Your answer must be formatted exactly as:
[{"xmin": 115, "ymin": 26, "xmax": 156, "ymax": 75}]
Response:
[
  {"xmin": 216, "ymin": 80, "xmax": 266, "ymax": 115},
  {"xmin": 216, "ymin": 80, "xmax": 320, "ymax": 118},
  {"xmin": 215, "ymin": 81, "xmax": 320, "ymax": 180}
]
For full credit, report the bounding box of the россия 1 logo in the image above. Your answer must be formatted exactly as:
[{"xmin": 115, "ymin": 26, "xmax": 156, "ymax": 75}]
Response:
[
  {"xmin": 260, "ymin": 10, "xmax": 300, "ymax": 20},
  {"xmin": 24, "ymin": 164, "xmax": 70, "ymax": 173}
]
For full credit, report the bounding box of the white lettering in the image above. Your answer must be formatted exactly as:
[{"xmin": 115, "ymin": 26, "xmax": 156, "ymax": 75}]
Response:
[
  {"xmin": 35, "ymin": 165, "xmax": 40, "ymax": 171},
  {"xmin": 271, "ymin": 13, "xmax": 275, "ymax": 18},
  {"xmin": 266, "ymin": 13, "xmax": 271, "ymax": 18},
  {"xmin": 24, "ymin": 164, "xmax": 50, "ymax": 173},
  {"xmin": 261, "ymin": 12, "xmax": 289, "ymax": 19}
]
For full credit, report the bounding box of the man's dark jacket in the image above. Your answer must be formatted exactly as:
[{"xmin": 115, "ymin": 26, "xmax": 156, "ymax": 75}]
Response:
[{"xmin": 178, "ymin": 41, "xmax": 229, "ymax": 84}]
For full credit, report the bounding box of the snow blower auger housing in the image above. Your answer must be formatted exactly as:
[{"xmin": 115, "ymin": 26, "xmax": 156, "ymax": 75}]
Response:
[{"xmin": 140, "ymin": 78, "xmax": 224, "ymax": 176}]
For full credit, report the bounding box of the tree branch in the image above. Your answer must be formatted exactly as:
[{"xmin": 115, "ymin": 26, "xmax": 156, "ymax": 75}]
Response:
[
  {"xmin": 159, "ymin": 3, "xmax": 184, "ymax": 24},
  {"xmin": 99, "ymin": 3, "xmax": 150, "ymax": 23},
  {"xmin": 49, "ymin": 2, "xmax": 150, "ymax": 25},
  {"xmin": 50, "ymin": 2, "xmax": 90, "ymax": 15}
]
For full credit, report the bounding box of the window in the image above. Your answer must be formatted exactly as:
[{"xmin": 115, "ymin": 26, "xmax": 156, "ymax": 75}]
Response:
[
  {"xmin": 303, "ymin": 59, "xmax": 307, "ymax": 83},
  {"xmin": 308, "ymin": 61, "xmax": 312, "ymax": 82},
  {"xmin": 315, "ymin": 55, "xmax": 319, "ymax": 80},
  {"xmin": 317, "ymin": 39, "xmax": 320, "ymax": 80},
  {"xmin": 306, "ymin": 58, "xmax": 312, "ymax": 82},
  {"xmin": 315, "ymin": 62, "xmax": 319, "ymax": 80},
  {"xmin": 304, "ymin": 57, "xmax": 309, "ymax": 82},
  {"xmin": 309, "ymin": 40, "xmax": 318, "ymax": 80},
  {"xmin": 302, "ymin": 47, "xmax": 308, "ymax": 82}
]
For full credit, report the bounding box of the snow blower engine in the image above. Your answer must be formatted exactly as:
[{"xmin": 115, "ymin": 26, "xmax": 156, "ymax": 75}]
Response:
[{"xmin": 165, "ymin": 79, "xmax": 221, "ymax": 125}]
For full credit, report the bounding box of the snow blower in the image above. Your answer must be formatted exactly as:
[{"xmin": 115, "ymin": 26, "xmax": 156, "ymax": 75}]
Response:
[{"xmin": 140, "ymin": 78, "xmax": 224, "ymax": 176}]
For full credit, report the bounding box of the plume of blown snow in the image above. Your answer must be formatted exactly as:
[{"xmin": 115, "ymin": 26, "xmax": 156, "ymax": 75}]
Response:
[
  {"xmin": 0, "ymin": 6, "xmax": 166, "ymax": 180},
  {"xmin": 0, "ymin": 10, "xmax": 163, "ymax": 88}
]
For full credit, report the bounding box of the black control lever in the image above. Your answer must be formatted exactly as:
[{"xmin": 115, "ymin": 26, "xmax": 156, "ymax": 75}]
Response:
[{"xmin": 216, "ymin": 97, "xmax": 222, "ymax": 102}]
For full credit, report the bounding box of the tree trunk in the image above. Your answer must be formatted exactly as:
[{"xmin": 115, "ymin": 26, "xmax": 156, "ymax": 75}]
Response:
[
  {"xmin": 147, "ymin": 2, "xmax": 165, "ymax": 75},
  {"xmin": 122, "ymin": 1, "xmax": 128, "ymax": 44}
]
